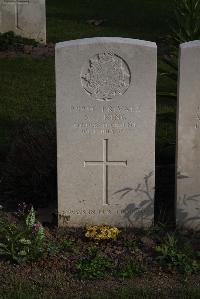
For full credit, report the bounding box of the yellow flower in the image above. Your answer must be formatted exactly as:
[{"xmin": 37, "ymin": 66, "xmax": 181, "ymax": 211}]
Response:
[{"xmin": 85, "ymin": 224, "xmax": 120, "ymax": 240}]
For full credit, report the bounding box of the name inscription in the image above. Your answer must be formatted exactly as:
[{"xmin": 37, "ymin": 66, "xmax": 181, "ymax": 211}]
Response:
[{"xmin": 70, "ymin": 104, "xmax": 141, "ymax": 135}]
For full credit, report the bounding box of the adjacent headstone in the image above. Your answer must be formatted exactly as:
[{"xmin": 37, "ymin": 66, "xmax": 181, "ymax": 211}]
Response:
[
  {"xmin": 176, "ymin": 41, "xmax": 200, "ymax": 230},
  {"xmin": 0, "ymin": 0, "xmax": 46, "ymax": 43},
  {"xmin": 56, "ymin": 37, "xmax": 157, "ymax": 227}
]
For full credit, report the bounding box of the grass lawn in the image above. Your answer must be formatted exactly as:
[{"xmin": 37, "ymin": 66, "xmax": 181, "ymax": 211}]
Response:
[
  {"xmin": 46, "ymin": 0, "xmax": 173, "ymax": 42},
  {"xmin": 0, "ymin": 57, "xmax": 55, "ymax": 153}
]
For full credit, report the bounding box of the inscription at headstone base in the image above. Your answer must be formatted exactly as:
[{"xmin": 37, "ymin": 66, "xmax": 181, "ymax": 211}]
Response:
[
  {"xmin": 0, "ymin": 0, "xmax": 46, "ymax": 43},
  {"xmin": 176, "ymin": 41, "xmax": 200, "ymax": 230},
  {"xmin": 56, "ymin": 37, "xmax": 157, "ymax": 227}
]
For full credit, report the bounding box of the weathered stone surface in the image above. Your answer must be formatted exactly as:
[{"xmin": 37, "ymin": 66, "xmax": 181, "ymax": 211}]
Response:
[
  {"xmin": 56, "ymin": 37, "xmax": 157, "ymax": 227},
  {"xmin": 0, "ymin": 0, "xmax": 46, "ymax": 43},
  {"xmin": 176, "ymin": 41, "xmax": 200, "ymax": 230}
]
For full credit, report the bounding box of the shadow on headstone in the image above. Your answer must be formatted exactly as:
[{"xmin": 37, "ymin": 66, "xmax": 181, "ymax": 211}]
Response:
[{"xmin": 114, "ymin": 172, "xmax": 154, "ymax": 226}]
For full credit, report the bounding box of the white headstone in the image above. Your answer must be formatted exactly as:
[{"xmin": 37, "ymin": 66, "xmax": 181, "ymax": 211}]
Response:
[
  {"xmin": 0, "ymin": 0, "xmax": 46, "ymax": 43},
  {"xmin": 56, "ymin": 37, "xmax": 157, "ymax": 227},
  {"xmin": 177, "ymin": 41, "xmax": 200, "ymax": 230}
]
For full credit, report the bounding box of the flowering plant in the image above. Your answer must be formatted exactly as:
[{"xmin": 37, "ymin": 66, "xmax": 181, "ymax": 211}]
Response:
[
  {"xmin": 85, "ymin": 224, "xmax": 120, "ymax": 241},
  {"xmin": 0, "ymin": 206, "xmax": 45, "ymax": 263}
]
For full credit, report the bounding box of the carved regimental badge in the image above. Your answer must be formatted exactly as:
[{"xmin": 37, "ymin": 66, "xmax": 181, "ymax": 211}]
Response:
[{"xmin": 81, "ymin": 52, "xmax": 131, "ymax": 101}]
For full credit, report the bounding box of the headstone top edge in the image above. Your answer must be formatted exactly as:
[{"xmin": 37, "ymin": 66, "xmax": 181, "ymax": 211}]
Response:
[
  {"xmin": 180, "ymin": 40, "xmax": 200, "ymax": 49},
  {"xmin": 55, "ymin": 37, "xmax": 157, "ymax": 50}
]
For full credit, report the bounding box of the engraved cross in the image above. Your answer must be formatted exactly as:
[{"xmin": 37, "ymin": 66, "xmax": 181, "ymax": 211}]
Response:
[
  {"xmin": 84, "ymin": 139, "xmax": 127, "ymax": 206},
  {"xmin": 4, "ymin": 0, "xmax": 29, "ymax": 30}
]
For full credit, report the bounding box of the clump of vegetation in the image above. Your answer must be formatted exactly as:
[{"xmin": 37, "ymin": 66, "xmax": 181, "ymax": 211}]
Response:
[
  {"xmin": 0, "ymin": 207, "xmax": 45, "ymax": 263},
  {"xmin": 75, "ymin": 246, "xmax": 114, "ymax": 279},
  {"xmin": 47, "ymin": 239, "xmax": 74, "ymax": 254},
  {"xmin": 0, "ymin": 31, "xmax": 38, "ymax": 51},
  {"xmin": 155, "ymin": 233, "xmax": 199, "ymax": 274},
  {"xmin": 159, "ymin": 0, "xmax": 200, "ymax": 100},
  {"xmin": 85, "ymin": 224, "xmax": 120, "ymax": 241},
  {"xmin": 171, "ymin": 0, "xmax": 200, "ymax": 47},
  {"xmin": 116, "ymin": 259, "xmax": 146, "ymax": 279}
]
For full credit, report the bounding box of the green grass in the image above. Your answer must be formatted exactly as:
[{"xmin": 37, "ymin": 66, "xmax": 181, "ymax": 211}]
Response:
[
  {"xmin": 0, "ymin": 57, "xmax": 55, "ymax": 155},
  {"xmin": 46, "ymin": 0, "xmax": 173, "ymax": 42},
  {"xmin": 0, "ymin": 58, "xmax": 55, "ymax": 121}
]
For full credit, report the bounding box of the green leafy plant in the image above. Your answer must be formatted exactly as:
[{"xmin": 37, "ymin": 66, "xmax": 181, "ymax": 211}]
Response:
[
  {"xmin": 47, "ymin": 239, "xmax": 74, "ymax": 254},
  {"xmin": 75, "ymin": 247, "xmax": 113, "ymax": 279},
  {"xmin": 116, "ymin": 260, "xmax": 145, "ymax": 279},
  {"xmin": 123, "ymin": 239, "xmax": 139, "ymax": 249},
  {"xmin": 155, "ymin": 233, "xmax": 199, "ymax": 274},
  {"xmin": 159, "ymin": 0, "xmax": 200, "ymax": 100},
  {"xmin": 0, "ymin": 31, "xmax": 38, "ymax": 51},
  {"xmin": 171, "ymin": 0, "xmax": 200, "ymax": 46},
  {"xmin": 0, "ymin": 207, "xmax": 45, "ymax": 263}
]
